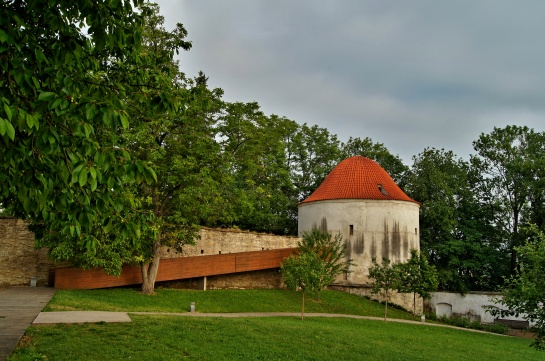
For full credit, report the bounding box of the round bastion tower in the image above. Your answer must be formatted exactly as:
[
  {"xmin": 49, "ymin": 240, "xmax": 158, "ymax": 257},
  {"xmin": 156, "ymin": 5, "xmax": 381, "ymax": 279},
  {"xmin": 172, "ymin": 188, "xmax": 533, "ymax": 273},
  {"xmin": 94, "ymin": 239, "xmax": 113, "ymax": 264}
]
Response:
[{"xmin": 297, "ymin": 156, "xmax": 420, "ymax": 284}]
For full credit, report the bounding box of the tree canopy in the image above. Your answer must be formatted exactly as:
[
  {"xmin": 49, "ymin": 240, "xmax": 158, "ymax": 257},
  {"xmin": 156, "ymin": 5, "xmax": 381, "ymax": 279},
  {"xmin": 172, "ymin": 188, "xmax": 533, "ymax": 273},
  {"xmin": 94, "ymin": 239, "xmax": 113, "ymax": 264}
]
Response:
[
  {"xmin": 4, "ymin": 2, "xmax": 545, "ymax": 301},
  {"xmin": 405, "ymin": 148, "xmax": 508, "ymax": 292},
  {"xmin": 1, "ymin": 0, "xmax": 159, "ymax": 274},
  {"xmin": 472, "ymin": 125, "xmax": 545, "ymax": 274},
  {"xmin": 281, "ymin": 251, "xmax": 329, "ymax": 320},
  {"xmin": 489, "ymin": 225, "xmax": 545, "ymax": 350}
]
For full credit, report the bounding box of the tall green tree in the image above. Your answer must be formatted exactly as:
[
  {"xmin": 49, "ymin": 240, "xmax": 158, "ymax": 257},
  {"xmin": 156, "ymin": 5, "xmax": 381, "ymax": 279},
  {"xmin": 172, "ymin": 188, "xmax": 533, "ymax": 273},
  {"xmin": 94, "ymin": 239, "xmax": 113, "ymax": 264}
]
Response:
[
  {"xmin": 298, "ymin": 229, "xmax": 353, "ymax": 300},
  {"xmin": 397, "ymin": 250, "xmax": 439, "ymax": 315},
  {"xmin": 122, "ymin": 5, "xmax": 230, "ymax": 294},
  {"xmin": 218, "ymin": 102, "xmax": 295, "ymax": 234},
  {"xmin": 369, "ymin": 258, "xmax": 401, "ymax": 321},
  {"xmin": 0, "ymin": 0, "xmax": 162, "ymax": 274},
  {"xmin": 288, "ymin": 124, "xmax": 343, "ymax": 202},
  {"xmin": 405, "ymin": 148, "xmax": 507, "ymax": 292},
  {"xmin": 489, "ymin": 225, "xmax": 545, "ymax": 350},
  {"xmin": 472, "ymin": 125, "xmax": 545, "ymax": 274},
  {"xmin": 281, "ymin": 251, "xmax": 329, "ymax": 320}
]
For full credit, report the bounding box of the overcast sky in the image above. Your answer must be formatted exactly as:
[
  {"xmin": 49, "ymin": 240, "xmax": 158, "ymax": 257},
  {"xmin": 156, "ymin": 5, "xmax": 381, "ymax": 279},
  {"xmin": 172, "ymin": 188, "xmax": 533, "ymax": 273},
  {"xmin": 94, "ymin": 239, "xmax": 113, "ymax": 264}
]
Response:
[{"xmin": 155, "ymin": 0, "xmax": 545, "ymax": 164}]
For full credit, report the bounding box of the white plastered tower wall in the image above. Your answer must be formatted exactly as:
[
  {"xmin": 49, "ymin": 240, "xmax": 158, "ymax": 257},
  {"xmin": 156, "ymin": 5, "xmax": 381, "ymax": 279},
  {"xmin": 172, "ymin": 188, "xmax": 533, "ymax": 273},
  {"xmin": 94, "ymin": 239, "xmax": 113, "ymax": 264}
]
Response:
[
  {"xmin": 296, "ymin": 156, "xmax": 422, "ymax": 312},
  {"xmin": 298, "ymin": 198, "xmax": 420, "ymax": 284}
]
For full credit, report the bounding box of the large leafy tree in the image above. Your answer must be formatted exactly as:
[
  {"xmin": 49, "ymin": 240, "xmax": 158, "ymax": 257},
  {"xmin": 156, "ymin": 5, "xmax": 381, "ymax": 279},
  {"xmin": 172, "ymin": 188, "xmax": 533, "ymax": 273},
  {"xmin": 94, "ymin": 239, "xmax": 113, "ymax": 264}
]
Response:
[
  {"xmin": 0, "ymin": 0, "xmax": 162, "ymax": 274},
  {"xmin": 120, "ymin": 4, "xmax": 231, "ymax": 294},
  {"xmin": 490, "ymin": 225, "xmax": 545, "ymax": 350},
  {"xmin": 472, "ymin": 125, "xmax": 545, "ymax": 274},
  {"xmin": 217, "ymin": 102, "xmax": 295, "ymax": 234},
  {"xmin": 405, "ymin": 148, "xmax": 507, "ymax": 292},
  {"xmin": 288, "ymin": 124, "xmax": 343, "ymax": 202}
]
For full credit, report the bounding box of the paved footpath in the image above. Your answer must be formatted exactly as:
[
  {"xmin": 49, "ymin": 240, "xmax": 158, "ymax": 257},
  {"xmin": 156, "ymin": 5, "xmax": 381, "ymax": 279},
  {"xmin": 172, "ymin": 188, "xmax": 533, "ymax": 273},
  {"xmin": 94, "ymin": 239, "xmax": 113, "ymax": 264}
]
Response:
[
  {"xmin": 0, "ymin": 287, "xmax": 56, "ymax": 361},
  {"xmin": 33, "ymin": 310, "xmax": 503, "ymax": 336}
]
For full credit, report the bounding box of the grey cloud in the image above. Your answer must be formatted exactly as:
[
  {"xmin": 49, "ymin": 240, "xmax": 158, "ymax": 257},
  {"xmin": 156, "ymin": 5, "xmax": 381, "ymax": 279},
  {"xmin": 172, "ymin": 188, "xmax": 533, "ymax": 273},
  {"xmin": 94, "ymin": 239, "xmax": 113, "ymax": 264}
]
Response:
[{"xmin": 156, "ymin": 0, "xmax": 545, "ymax": 163}]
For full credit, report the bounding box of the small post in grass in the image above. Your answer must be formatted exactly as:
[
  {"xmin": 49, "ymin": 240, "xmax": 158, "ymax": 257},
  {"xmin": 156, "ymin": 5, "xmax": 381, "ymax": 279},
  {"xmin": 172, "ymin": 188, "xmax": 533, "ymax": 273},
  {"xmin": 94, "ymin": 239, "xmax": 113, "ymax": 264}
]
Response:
[{"xmin": 190, "ymin": 302, "xmax": 195, "ymax": 313}]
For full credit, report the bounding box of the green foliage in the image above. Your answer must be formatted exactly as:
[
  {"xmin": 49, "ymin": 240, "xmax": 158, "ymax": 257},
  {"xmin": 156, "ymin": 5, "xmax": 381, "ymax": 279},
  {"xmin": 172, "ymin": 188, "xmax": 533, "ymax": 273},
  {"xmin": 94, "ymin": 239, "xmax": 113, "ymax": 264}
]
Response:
[
  {"xmin": 472, "ymin": 125, "xmax": 545, "ymax": 274},
  {"xmin": 437, "ymin": 315, "xmax": 508, "ymax": 335},
  {"xmin": 112, "ymin": 4, "xmax": 232, "ymax": 294},
  {"xmin": 281, "ymin": 252, "xmax": 329, "ymax": 296},
  {"xmin": 287, "ymin": 124, "xmax": 343, "ymax": 202},
  {"xmin": 368, "ymin": 258, "xmax": 401, "ymax": 320},
  {"xmin": 0, "ymin": 0, "xmax": 161, "ymax": 275},
  {"xmin": 405, "ymin": 147, "xmax": 509, "ymax": 292},
  {"xmin": 342, "ymin": 136, "xmax": 409, "ymax": 184},
  {"xmin": 281, "ymin": 252, "xmax": 330, "ymax": 319},
  {"xmin": 298, "ymin": 229, "xmax": 353, "ymax": 293},
  {"xmin": 45, "ymin": 289, "xmax": 416, "ymax": 319},
  {"xmin": 490, "ymin": 225, "xmax": 545, "ymax": 350},
  {"xmin": 217, "ymin": 103, "xmax": 296, "ymax": 234},
  {"xmin": 397, "ymin": 249, "xmax": 439, "ymax": 314}
]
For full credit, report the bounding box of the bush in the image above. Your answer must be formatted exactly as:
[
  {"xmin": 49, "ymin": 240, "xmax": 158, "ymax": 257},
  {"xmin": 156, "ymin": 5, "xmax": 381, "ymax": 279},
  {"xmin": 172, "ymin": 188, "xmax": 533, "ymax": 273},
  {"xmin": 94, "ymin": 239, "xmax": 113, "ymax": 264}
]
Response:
[{"xmin": 437, "ymin": 315, "xmax": 508, "ymax": 335}]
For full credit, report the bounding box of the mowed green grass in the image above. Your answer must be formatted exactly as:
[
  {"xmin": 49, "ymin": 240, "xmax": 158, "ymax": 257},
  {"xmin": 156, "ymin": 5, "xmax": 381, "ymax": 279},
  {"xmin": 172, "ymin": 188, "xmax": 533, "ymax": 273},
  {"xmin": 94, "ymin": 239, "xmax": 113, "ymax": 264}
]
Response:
[
  {"xmin": 44, "ymin": 288, "xmax": 417, "ymax": 320},
  {"xmin": 11, "ymin": 289, "xmax": 542, "ymax": 360},
  {"xmin": 10, "ymin": 315, "xmax": 542, "ymax": 361}
]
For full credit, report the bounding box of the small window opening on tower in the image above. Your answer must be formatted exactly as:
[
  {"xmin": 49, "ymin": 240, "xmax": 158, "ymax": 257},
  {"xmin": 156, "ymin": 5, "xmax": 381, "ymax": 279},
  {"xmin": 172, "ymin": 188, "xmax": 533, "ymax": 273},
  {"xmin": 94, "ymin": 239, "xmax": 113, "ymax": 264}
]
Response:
[
  {"xmin": 415, "ymin": 228, "xmax": 418, "ymax": 235},
  {"xmin": 200, "ymin": 250, "xmax": 204, "ymax": 254},
  {"xmin": 349, "ymin": 225, "xmax": 354, "ymax": 235},
  {"xmin": 378, "ymin": 184, "xmax": 389, "ymax": 196}
]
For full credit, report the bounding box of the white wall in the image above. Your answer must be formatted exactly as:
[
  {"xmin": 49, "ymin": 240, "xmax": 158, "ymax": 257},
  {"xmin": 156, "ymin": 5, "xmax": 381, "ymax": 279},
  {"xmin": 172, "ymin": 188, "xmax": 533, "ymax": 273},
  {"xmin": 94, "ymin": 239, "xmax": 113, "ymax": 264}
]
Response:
[
  {"xmin": 427, "ymin": 292, "xmax": 532, "ymax": 325},
  {"xmin": 298, "ymin": 199, "xmax": 420, "ymax": 284}
]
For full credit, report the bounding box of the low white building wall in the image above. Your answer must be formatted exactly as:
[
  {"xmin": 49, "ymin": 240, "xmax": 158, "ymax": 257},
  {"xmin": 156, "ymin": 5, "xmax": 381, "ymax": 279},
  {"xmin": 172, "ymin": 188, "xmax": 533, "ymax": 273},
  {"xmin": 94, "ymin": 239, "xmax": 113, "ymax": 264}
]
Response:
[{"xmin": 426, "ymin": 291, "xmax": 531, "ymax": 325}]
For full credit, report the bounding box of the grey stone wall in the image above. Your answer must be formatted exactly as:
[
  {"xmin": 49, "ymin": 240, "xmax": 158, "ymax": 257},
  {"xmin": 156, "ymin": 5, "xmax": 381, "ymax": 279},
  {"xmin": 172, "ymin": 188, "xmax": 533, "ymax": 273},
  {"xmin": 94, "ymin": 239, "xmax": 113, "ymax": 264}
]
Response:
[
  {"xmin": 330, "ymin": 283, "xmax": 423, "ymax": 315},
  {"xmin": 160, "ymin": 227, "xmax": 299, "ymax": 258},
  {"xmin": 0, "ymin": 217, "xmax": 55, "ymax": 287},
  {"xmin": 158, "ymin": 269, "xmax": 284, "ymax": 290},
  {"xmin": 0, "ymin": 219, "xmax": 298, "ymax": 287}
]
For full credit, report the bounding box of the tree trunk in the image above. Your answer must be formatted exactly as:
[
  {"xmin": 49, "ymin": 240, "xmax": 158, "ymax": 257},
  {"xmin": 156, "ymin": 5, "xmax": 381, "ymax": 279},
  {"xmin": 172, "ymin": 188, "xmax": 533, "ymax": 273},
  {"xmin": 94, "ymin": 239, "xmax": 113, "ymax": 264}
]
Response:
[
  {"xmin": 511, "ymin": 206, "xmax": 520, "ymax": 275},
  {"xmin": 301, "ymin": 291, "xmax": 305, "ymax": 321},
  {"xmin": 384, "ymin": 292, "xmax": 388, "ymax": 322},
  {"xmin": 141, "ymin": 240, "xmax": 162, "ymax": 295},
  {"xmin": 413, "ymin": 292, "xmax": 417, "ymax": 316}
]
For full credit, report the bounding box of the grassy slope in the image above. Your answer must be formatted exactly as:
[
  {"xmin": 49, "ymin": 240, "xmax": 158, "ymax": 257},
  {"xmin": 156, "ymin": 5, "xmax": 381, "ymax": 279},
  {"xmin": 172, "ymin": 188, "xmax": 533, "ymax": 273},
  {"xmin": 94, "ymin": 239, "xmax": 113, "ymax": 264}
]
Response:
[
  {"xmin": 11, "ymin": 315, "xmax": 542, "ymax": 361},
  {"xmin": 9, "ymin": 289, "xmax": 543, "ymax": 360},
  {"xmin": 44, "ymin": 289, "xmax": 417, "ymax": 320}
]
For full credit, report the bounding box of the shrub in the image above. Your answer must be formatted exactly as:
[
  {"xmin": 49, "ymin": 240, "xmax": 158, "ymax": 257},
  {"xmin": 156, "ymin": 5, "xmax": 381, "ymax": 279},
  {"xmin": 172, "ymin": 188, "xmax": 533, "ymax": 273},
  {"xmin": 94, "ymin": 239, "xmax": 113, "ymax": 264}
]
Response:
[{"xmin": 437, "ymin": 315, "xmax": 508, "ymax": 335}]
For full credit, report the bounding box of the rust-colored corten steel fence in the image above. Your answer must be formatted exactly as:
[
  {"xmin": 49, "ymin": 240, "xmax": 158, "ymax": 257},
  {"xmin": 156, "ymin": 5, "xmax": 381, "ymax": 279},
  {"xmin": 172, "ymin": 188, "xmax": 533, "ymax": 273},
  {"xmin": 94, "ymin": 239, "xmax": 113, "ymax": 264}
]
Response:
[{"xmin": 54, "ymin": 248, "xmax": 297, "ymax": 290}]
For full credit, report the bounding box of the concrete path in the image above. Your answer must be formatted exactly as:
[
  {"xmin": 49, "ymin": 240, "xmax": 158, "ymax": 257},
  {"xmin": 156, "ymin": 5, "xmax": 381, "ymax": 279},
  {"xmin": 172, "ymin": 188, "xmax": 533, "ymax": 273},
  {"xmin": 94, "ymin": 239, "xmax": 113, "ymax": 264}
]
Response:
[
  {"xmin": 34, "ymin": 311, "xmax": 132, "ymax": 324},
  {"xmin": 32, "ymin": 311, "xmax": 504, "ymax": 335},
  {"xmin": 0, "ymin": 287, "xmax": 56, "ymax": 361}
]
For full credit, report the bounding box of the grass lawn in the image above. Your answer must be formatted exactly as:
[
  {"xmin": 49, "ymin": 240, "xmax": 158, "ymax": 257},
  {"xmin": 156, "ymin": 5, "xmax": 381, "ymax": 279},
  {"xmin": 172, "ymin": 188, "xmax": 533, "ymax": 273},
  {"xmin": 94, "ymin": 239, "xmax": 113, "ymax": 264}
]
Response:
[
  {"xmin": 10, "ymin": 315, "xmax": 543, "ymax": 361},
  {"xmin": 45, "ymin": 288, "xmax": 417, "ymax": 320},
  {"xmin": 9, "ymin": 288, "xmax": 542, "ymax": 360}
]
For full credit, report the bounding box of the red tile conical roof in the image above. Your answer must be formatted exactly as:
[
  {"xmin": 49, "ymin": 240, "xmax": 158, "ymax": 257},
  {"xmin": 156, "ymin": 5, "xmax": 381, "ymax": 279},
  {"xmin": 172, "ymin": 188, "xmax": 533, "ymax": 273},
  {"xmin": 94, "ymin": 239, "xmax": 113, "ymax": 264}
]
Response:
[{"xmin": 299, "ymin": 156, "xmax": 418, "ymax": 204}]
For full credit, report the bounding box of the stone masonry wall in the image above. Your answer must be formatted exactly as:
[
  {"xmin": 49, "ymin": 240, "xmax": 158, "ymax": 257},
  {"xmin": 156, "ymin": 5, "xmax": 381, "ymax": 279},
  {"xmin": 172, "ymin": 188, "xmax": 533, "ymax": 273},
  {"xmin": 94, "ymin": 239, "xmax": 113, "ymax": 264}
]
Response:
[
  {"xmin": 329, "ymin": 284, "xmax": 423, "ymax": 315},
  {"xmin": 1, "ymin": 218, "xmax": 422, "ymax": 312},
  {"xmin": 158, "ymin": 269, "xmax": 284, "ymax": 290},
  {"xmin": 0, "ymin": 217, "xmax": 56, "ymax": 287},
  {"xmin": 0, "ymin": 219, "xmax": 298, "ymax": 287},
  {"xmin": 160, "ymin": 227, "xmax": 299, "ymax": 258}
]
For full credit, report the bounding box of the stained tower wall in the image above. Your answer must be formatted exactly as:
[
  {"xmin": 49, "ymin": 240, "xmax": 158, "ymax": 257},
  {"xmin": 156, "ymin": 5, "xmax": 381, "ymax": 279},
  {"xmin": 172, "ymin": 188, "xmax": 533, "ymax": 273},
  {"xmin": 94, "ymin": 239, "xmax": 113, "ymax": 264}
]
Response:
[{"xmin": 298, "ymin": 199, "xmax": 420, "ymax": 284}]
